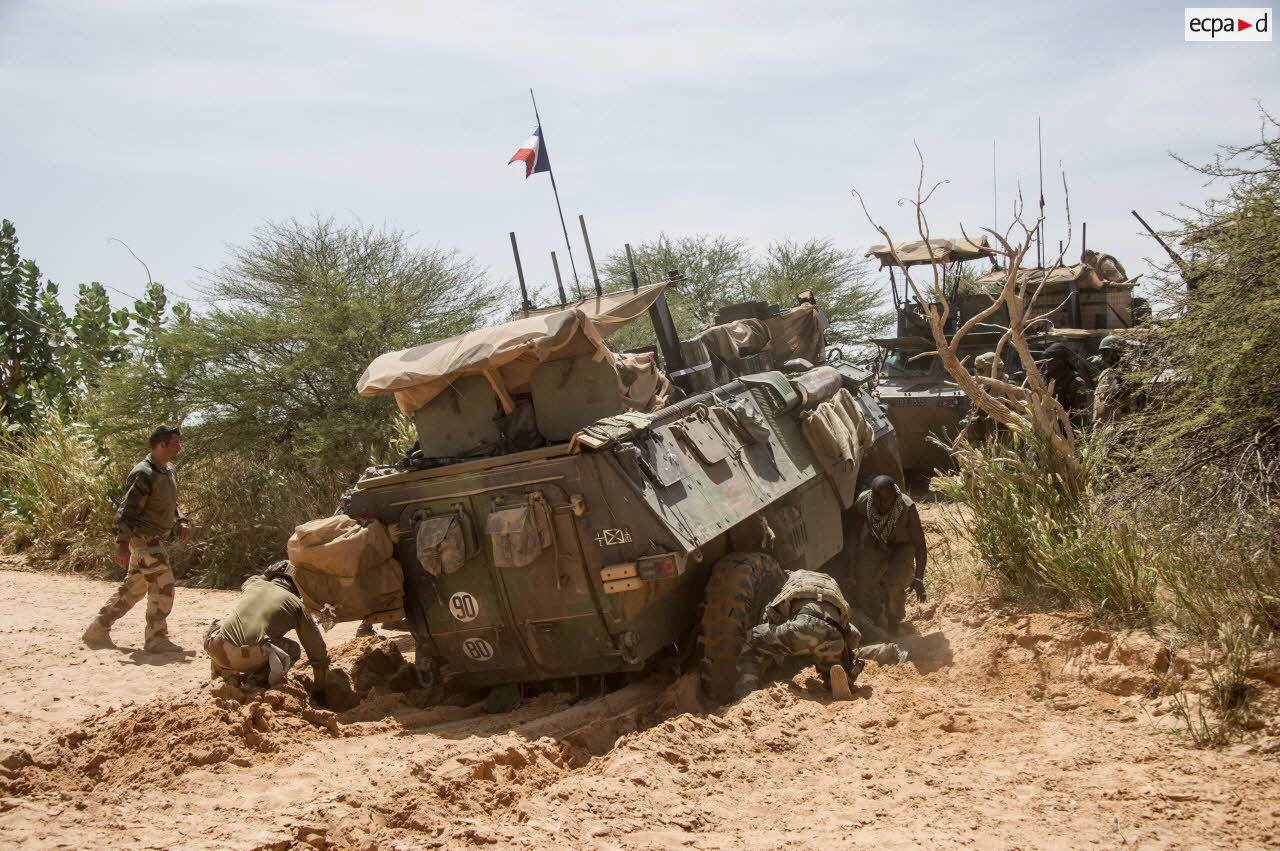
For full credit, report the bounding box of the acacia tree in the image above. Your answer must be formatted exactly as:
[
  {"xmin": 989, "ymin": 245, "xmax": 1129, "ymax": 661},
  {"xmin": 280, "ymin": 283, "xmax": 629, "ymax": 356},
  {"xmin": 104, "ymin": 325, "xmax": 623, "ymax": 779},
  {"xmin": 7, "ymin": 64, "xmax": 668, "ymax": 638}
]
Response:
[
  {"xmin": 99, "ymin": 216, "xmax": 501, "ymax": 472},
  {"xmin": 758, "ymin": 238, "xmax": 889, "ymax": 345},
  {"xmin": 1132, "ymin": 107, "xmax": 1280, "ymax": 511},
  {"xmin": 853, "ymin": 153, "xmax": 1084, "ymax": 483},
  {"xmin": 600, "ymin": 233, "xmax": 887, "ymax": 351},
  {"xmin": 600, "ymin": 233, "xmax": 755, "ymax": 341}
]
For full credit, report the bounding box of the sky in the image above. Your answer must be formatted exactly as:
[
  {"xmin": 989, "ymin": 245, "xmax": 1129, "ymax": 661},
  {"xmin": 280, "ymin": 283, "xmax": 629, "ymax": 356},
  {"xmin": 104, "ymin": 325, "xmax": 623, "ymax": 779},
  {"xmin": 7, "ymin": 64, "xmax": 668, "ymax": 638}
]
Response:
[{"xmin": 2, "ymin": 0, "xmax": 1278, "ymax": 313}]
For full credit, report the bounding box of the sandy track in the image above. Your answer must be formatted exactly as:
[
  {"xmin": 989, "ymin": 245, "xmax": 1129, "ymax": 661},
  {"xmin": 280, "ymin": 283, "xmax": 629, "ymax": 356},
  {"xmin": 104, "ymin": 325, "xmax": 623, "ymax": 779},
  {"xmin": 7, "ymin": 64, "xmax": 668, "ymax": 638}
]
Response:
[
  {"xmin": 0, "ymin": 566, "xmax": 361, "ymax": 751},
  {"xmin": 0, "ymin": 568, "xmax": 1278, "ymax": 849}
]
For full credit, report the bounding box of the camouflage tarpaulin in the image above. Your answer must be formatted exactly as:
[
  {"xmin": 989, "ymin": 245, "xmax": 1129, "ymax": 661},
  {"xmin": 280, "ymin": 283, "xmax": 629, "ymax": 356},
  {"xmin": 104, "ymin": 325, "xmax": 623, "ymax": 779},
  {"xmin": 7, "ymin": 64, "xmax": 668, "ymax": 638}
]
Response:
[
  {"xmin": 357, "ymin": 283, "xmax": 669, "ymax": 414},
  {"xmin": 865, "ymin": 236, "xmax": 994, "ymax": 268}
]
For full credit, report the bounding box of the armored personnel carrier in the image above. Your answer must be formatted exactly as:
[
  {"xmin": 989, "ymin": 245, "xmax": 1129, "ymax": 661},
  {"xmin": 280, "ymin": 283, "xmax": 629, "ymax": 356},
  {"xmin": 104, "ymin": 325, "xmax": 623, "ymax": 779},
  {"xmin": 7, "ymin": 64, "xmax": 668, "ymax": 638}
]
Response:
[
  {"xmin": 336, "ymin": 278, "xmax": 902, "ymax": 702},
  {"xmin": 863, "ymin": 237, "xmax": 1142, "ymax": 472},
  {"xmin": 864, "ymin": 237, "xmax": 1000, "ymax": 475}
]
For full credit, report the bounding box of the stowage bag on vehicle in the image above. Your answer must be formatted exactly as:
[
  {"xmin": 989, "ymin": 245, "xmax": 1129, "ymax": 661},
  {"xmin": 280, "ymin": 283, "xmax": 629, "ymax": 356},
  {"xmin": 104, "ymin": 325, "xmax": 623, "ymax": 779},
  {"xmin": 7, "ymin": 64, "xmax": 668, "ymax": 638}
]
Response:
[{"xmin": 286, "ymin": 515, "xmax": 404, "ymax": 624}]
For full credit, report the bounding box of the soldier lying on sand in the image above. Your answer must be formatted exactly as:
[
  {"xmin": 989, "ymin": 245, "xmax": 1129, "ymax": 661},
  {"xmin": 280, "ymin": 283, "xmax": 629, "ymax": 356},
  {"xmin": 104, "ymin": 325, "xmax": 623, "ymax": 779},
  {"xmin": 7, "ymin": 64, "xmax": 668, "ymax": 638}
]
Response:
[{"xmin": 735, "ymin": 569, "xmax": 907, "ymax": 702}]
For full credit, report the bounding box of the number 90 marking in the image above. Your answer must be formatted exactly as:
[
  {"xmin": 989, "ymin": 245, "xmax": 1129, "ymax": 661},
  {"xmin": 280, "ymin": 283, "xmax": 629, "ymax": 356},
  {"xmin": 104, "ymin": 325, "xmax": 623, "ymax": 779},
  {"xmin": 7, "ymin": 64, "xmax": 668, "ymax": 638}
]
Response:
[{"xmin": 449, "ymin": 591, "xmax": 479, "ymax": 623}]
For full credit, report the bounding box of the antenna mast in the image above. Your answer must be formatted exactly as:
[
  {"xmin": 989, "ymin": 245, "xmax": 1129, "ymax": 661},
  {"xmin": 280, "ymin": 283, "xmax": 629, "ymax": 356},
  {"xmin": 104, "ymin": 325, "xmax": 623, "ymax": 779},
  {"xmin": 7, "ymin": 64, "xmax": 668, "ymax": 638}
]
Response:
[
  {"xmin": 992, "ymin": 139, "xmax": 998, "ymax": 233},
  {"xmin": 1037, "ymin": 117, "xmax": 1045, "ymax": 269}
]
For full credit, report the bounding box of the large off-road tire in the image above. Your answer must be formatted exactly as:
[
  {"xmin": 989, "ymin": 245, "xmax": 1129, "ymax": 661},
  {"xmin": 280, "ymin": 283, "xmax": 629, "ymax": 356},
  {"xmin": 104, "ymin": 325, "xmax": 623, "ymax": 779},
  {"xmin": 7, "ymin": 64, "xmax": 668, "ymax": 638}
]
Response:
[{"xmin": 697, "ymin": 552, "xmax": 786, "ymax": 704}]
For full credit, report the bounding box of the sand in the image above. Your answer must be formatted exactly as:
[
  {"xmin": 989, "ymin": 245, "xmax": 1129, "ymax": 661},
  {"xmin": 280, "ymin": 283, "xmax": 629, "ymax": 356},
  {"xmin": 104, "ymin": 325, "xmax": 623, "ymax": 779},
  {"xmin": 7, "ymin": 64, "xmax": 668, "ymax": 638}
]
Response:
[{"xmin": 0, "ymin": 556, "xmax": 1277, "ymax": 849}]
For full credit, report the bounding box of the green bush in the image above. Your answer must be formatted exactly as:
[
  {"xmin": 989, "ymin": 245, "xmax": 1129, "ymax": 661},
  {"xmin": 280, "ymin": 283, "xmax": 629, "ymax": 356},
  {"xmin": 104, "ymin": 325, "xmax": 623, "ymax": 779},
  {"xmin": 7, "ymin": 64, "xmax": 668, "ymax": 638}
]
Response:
[
  {"xmin": 933, "ymin": 431, "xmax": 1156, "ymax": 622},
  {"xmin": 173, "ymin": 450, "xmax": 350, "ymax": 588}
]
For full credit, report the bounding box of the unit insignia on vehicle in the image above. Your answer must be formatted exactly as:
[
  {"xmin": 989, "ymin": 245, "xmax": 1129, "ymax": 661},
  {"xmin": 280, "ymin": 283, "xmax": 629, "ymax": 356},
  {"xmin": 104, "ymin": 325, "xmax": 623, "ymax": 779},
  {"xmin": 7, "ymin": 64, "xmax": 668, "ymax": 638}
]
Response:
[{"xmin": 593, "ymin": 527, "xmax": 633, "ymax": 547}]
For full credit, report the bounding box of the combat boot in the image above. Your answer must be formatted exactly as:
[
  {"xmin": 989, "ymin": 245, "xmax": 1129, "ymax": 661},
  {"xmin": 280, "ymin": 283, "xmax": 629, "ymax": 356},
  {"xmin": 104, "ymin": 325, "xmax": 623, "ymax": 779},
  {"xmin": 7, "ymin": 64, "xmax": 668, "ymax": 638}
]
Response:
[
  {"xmin": 82, "ymin": 622, "xmax": 113, "ymax": 649},
  {"xmin": 144, "ymin": 636, "xmax": 184, "ymax": 654}
]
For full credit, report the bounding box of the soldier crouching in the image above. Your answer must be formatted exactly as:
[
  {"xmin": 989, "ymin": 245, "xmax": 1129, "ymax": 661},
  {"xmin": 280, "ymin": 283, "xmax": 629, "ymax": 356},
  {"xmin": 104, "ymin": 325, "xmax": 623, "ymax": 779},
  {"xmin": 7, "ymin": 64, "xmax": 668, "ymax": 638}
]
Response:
[
  {"xmin": 734, "ymin": 569, "xmax": 906, "ymax": 701},
  {"xmin": 203, "ymin": 562, "xmax": 329, "ymax": 704}
]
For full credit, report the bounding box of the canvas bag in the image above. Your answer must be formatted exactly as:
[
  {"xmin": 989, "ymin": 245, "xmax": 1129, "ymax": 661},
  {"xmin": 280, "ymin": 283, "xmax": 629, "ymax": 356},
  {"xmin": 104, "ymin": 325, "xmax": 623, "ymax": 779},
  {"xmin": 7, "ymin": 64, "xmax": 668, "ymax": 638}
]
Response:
[
  {"xmin": 293, "ymin": 558, "xmax": 405, "ymax": 625},
  {"xmin": 287, "ymin": 515, "xmax": 403, "ymax": 623},
  {"xmin": 287, "ymin": 515, "xmax": 393, "ymax": 577}
]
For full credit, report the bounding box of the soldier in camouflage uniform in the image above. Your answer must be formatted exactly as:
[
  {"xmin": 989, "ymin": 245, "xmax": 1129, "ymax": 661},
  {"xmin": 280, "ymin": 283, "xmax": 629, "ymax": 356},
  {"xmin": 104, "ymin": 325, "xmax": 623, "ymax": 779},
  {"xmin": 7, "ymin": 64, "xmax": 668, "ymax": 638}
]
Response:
[
  {"xmin": 848, "ymin": 476, "xmax": 927, "ymax": 635},
  {"xmin": 735, "ymin": 569, "xmax": 905, "ymax": 702},
  {"xmin": 1092, "ymin": 335, "xmax": 1137, "ymax": 423},
  {"xmin": 204, "ymin": 562, "xmax": 329, "ymax": 702},
  {"xmin": 1040, "ymin": 343, "xmax": 1092, "ymax": 424},
  {"xmin": 83, "ymin": 426, "xmax": 189, "ymax": 653}
]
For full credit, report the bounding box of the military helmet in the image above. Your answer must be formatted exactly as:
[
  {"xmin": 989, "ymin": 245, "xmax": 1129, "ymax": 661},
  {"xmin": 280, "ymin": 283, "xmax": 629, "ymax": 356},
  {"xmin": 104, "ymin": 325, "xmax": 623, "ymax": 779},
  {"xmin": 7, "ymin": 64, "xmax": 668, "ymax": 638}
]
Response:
[
  {"xmin": 263, "ymin": 561, "xmax": 298, "ymax": 591},
  {"xmin": 1098, "ymin": 335, "xmax": 1126, "ymax": 353}
]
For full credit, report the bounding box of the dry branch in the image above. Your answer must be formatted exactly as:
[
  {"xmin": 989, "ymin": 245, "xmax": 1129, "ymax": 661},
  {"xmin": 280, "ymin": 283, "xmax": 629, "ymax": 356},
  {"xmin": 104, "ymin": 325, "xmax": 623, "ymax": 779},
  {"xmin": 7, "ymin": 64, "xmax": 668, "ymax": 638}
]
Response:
[{"xmin": 852, "ymin": 149, "xmax": 1084, "ymax": 482}]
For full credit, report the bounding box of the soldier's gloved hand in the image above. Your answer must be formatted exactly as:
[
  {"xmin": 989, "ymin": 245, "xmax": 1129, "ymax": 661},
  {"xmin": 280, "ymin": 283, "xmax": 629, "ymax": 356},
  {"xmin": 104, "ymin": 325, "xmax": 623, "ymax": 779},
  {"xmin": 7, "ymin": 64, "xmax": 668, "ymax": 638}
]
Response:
[
  {"xmin": 911, "ymin": 577, "xmax": 927, "ymax": 602},
  {"xmin": 114, "ymin": 542, "xmax": 130, "ymax": 568}
]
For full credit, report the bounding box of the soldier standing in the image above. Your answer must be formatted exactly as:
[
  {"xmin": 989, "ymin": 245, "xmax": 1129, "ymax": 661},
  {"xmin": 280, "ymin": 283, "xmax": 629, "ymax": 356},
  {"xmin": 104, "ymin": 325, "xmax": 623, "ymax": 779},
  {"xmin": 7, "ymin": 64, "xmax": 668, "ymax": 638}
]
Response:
[
  {"xmin": 848, "ymin": 475, "xmax": 927, "ymax": 634},
  {"xmin": 82, "ymin": 425, "xmax": 188, "ymax": 652},
  {"xmin": 735, "ymin": 569, "xmax": 905, "ymax": 702},
  {"xmin": 1092, "ymin": 335, "xmax": 1135, "ymax": 423}
]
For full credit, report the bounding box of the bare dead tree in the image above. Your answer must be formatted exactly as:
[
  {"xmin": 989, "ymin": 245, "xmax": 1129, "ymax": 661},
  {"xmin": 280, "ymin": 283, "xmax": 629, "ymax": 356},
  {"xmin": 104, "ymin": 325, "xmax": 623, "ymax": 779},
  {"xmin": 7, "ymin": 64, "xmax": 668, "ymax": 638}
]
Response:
[{"xmin": 852, "ymin": 145, "xmax": 1084, "ymax": 482}]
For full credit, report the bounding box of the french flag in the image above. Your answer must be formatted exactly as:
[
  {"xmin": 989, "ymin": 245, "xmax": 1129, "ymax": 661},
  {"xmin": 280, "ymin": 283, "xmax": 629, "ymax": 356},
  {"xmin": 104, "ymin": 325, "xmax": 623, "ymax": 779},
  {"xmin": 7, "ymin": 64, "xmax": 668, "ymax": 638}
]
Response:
[{"xmin": 508, "ymin": 126, "xmax": 551, "ymax": 178}]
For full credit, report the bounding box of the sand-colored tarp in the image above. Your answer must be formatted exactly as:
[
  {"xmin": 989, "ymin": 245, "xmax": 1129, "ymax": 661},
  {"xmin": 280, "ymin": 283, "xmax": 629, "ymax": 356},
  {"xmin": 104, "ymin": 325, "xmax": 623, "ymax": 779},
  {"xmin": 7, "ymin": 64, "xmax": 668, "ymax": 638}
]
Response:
[
  {"xmin": 358, "ymin": 284, "xmax": 668, "ymax": 415},
  {"xmin": 975, "ymin": 264, "xmax": 1108, "ymax": 291},
  {"xmin": 866, "ymin": 237, "xmax": 994, "ymax": 268}
]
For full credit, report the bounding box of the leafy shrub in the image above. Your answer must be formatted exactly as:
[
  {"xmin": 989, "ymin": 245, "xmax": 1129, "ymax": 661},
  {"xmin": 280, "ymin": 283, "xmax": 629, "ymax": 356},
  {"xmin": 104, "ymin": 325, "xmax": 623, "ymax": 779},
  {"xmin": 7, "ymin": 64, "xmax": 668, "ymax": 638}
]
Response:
[{"xmin": 933, "ymin": 431, "xmax": 1156, "ymax": 621}]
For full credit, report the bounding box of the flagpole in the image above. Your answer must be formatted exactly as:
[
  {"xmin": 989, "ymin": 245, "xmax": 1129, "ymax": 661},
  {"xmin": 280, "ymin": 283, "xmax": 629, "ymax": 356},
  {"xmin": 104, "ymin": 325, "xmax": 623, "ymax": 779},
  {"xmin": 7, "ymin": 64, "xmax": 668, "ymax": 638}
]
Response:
[{"xmin": 529, "ymin": 88, "xmax": 583, "ymax": 295}]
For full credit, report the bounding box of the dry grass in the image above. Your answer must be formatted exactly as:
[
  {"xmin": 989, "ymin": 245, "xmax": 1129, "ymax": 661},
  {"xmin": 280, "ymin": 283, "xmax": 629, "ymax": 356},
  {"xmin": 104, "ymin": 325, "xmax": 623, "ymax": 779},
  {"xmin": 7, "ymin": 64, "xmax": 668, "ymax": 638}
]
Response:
[
  {"xmin": 930, "ymin": 431, "xmax": 1279, "ymax": 746},
  {"xmin": 0, "ymin": 409, "xmax": 118, "ymax": 573}
]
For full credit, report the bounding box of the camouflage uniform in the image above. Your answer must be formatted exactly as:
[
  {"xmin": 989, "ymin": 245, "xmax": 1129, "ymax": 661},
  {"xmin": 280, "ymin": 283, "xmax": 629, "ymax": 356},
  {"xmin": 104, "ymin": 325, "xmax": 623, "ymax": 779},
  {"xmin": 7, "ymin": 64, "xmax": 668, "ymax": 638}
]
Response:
[
  {"xmin": 87, "ymin": 453, "xmax": 184, "ymax": 647},
  {"xmin": 1093, "ymin": 367, "xmax": 1124, "ymax": 422},
  {"xmin": 848, "ymin": 488, "xmax": 926, "ymax": 633},
  {"xmin": 735, "ymin": 570, "xmax": 859, "ymax": 698},
  {"xmin": 1091, "ymin": 337, "xmax": 1137, "ymax": 423}
]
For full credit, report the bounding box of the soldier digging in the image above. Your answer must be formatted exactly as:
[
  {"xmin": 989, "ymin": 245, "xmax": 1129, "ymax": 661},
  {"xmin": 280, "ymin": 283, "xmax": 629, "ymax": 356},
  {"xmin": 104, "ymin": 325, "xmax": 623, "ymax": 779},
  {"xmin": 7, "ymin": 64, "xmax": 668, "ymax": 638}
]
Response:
[
  {"xmin": 82, "ymin": 425, "xmax": 188, "ymax": 653},
  {"xmin": 735, "ymin": 569, "xmax": 907, "ymax": 702},
  {"xmin": 203, "ymin": 561, "xmax": 329, "ymax": 704}
]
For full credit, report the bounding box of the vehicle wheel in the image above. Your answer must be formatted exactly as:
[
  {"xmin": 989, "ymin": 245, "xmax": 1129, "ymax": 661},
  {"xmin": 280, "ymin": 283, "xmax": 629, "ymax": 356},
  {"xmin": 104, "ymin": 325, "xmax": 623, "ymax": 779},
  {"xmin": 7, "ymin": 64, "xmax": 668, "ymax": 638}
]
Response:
[{"xmin": 697, "ymin": 551, "xmax": 786, "ymax": 704}]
